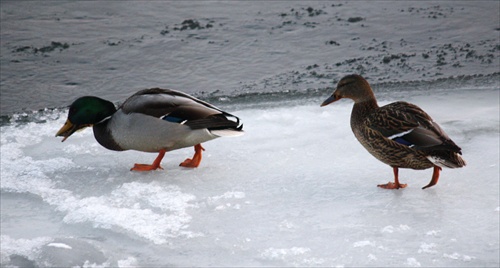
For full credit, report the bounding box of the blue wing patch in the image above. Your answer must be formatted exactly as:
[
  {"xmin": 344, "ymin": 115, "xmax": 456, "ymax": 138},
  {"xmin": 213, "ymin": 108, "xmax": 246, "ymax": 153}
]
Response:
[
  {"xmin": 162, "ymin": 115, "xmax": 185, "ymax": 124},
  {"xmin": 393, "ymin": 137, "xmax": 413, "ymax": 147},
  {"xmin": 387, "ymin": 129, "xmax": 415, "ymax": 147}
]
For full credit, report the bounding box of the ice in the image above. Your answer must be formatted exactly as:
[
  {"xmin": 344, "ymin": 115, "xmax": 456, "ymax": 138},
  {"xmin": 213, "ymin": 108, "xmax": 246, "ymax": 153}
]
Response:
[
  {"xmin": 381, "ymin": 225, "xmax": 412, "ymax": 234},
  {"xmin": 405, "ymin": 257, "xmax": 421, "ymax": 267},
  {"xmin": 46, "ymin": 242, "xmax": 72, "ymax": 249},
  {"xmin": 117, "ymin": 256, "xmax": 138, "ymax": 267},
  {"xmin": 261, "ymin": 247, "xmax": 311, "ymax": 259},
  {"xmin": 0, "ymin": 235, "xmax": 52, "ymax": 263},
  {"xmin": 39, "ymin": 238, "xmax": 108, "ymax": 267},
  {"xmin": 353, "ymin": 241, "xmax": 375, "ymax": 248},
  {"xmin": 1, "ymin": 88, "xmax": 498, "ymax": 266},
  {"xmin": 418, "ymin": 242, "xmax": 437, "ymax": 254},
  {"xmin": 443, "ymin": 252, "xmax": 475, "ymax": 262},
  {"xmin": 61, "ymin": 181, "xmax": 202, "ymax": 244},
  {"xmin": 260, "ymin": 247, "xmax": 326, "ymax": 266},
  {"xmin": 426, "ymin": 230, "xmax": 440, "ymax": 236}
]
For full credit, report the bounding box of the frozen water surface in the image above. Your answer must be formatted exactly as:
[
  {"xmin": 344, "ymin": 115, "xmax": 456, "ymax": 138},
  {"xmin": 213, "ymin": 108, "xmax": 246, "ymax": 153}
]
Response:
[{"xmin": 1, "ymin": 89, "xmax": 498, "ymax": 267}]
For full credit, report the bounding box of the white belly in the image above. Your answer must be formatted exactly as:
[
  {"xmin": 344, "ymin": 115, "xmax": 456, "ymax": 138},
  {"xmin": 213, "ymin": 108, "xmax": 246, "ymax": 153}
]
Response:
[{"xmin": 108, "ymin": 111, "xmax": 218, "ymax": 152}]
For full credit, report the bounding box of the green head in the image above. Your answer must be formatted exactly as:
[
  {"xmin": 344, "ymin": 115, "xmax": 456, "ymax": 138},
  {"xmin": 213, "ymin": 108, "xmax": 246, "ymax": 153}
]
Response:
[{"xmin": 56, "ymin": 96, "xmax": 116, "ymax": 142}]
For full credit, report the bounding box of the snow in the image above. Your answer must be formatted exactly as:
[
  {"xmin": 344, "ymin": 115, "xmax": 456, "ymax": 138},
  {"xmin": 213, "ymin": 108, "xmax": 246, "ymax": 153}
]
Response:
[{"xmin": 1, "ymin": 89, "xmax": 498, "ymax": 267}]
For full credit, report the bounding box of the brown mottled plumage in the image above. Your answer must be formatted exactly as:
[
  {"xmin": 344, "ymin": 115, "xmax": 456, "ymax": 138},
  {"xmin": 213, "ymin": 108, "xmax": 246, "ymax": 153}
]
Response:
[{"xmin": 321, "ymin": 74, "xmax": 466, "ymax": 189}]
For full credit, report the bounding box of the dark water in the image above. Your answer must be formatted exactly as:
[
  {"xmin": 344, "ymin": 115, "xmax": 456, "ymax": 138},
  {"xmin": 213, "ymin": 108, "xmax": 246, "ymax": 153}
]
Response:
[{"xmin": 1, "ymin": 1, "xmax": 499, "ymax": 116}]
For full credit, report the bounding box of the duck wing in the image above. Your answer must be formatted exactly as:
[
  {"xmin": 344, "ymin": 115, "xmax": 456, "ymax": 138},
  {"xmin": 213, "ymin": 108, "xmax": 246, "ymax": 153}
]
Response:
[
  {"xmin": 366, "ymin": 101, "xmax": 461, "ymax": 154},
  {"xmin": 120, "ymin": 88, "xmax": 243, "ymax": 131}
]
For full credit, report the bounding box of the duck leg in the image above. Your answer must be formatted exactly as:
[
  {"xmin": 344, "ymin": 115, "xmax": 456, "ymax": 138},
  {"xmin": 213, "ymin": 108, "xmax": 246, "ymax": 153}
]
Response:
[
  {"xmin": 180, "ymin": 144, "xmax": 205, "ymax": 168},
  {"xmin": 422, "ymin": 166, "xmax": 442, "ymax": 189},
  {"xmin": 130, "ymin": 149, "xmax": 166, "ymax": 171},
  {"xmin": 377, "ymin": 167, "xmax": 408, "ymax": 189}
]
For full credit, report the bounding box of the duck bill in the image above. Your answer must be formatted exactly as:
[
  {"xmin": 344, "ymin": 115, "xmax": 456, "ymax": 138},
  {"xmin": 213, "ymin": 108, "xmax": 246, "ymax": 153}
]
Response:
[
  {"xmin": 56, "ymin": 120, "xmax": 83, "ymax": 142},
  {"xmin": 320, "ymin": 95, "xmax": 339, "ymax": 107}
]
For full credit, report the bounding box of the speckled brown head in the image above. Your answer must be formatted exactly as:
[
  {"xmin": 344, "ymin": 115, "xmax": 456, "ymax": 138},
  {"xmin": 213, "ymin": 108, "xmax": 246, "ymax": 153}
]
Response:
[{"xmin": 321, "ymin": 74, "xmax": 376, "ymax": 106}]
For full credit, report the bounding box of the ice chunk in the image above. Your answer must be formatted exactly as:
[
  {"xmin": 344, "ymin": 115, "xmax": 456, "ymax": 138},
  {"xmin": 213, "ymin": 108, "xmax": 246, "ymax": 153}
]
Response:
[
  {"xmin": 0, "ymin": 235, "xmax": 52, "ymax": 264},
  {"xmin": 381, "ymin": 225, "xmax": 395, "ymax": 233},
  {"xmin": 261, "ymin": 247, "xmax": 311, "ymax": 260},
  {"xmin": 443, "ymin": 252, "xmax": 476, "ymax": 262},
  {"xmin": 353, "ymin": 241, "xmax": 375, "ymax": 248},
  {"xmin": 425, "ymin": 230, "xmax": 440, "ymax": 236},
  {"xmin": 47, "ymin": 242, "xmax": 72, "ymax": 249},
  {"xmin": 117, "ymin": 257, "xmax": 138, "ymax": 267},
  {"xmin": 405, "ymin": 257, "xmax": 421, "ymax": 267},
  {"xmin": 418, "ymin": 243, "xmax": 437, "ymax": 254},
  {"xmin": 260, "ymin": 247, "xmax": 325, "ymax": 266},
  {"xmin": 40, "ymin": 238, "xmax": 107, "ymax": 267}
]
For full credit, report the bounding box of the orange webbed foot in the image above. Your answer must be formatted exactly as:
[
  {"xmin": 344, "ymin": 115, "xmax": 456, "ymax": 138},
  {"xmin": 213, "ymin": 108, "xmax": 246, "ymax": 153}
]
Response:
[
  {"xmin": 377, "ymin": 167, "xmax": 407, "ymax": 189},
  {"xmin": 130, "ymin": 163, "xmax": 164, "ymax": 171},
  {"xmin": 180, "ymin": 144, "xmax": 205, "ymax": 168},
  {"xmin": 130, "ymin": 149, "xmax": 166, "ymax": 172},
  {"xmin": 377, "ymin": 182, "xmax": 408, "ymax": 189}
]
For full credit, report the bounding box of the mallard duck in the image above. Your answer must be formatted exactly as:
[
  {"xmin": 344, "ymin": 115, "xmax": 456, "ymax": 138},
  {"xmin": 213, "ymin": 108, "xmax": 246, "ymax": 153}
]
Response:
[
  {"xmin": 56, "ymin": 88, "xmax": 243, "ymax": 171},
  {"xmin": 321, "ymin": 74, "xmax": 466, "ymax": 189}
]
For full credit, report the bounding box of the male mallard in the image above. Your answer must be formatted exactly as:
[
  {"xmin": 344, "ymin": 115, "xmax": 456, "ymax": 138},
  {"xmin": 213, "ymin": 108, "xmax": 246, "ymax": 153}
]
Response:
[
  {"xmin": 321, "ymin": 74, "xmax": 466, "ymax": 189},
  {"xmin": 56, "ymin": 88, "xmax": 243, "ymax": 171}
]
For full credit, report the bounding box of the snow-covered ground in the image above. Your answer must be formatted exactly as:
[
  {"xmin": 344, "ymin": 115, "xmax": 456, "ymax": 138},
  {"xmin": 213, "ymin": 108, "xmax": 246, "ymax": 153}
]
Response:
[{"xmin": 1, "ymin": 88, "xmax": 498, "ymax": 267}]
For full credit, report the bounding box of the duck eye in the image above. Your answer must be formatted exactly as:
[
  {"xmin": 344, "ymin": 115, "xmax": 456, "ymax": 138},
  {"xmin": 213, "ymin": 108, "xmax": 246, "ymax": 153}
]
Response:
[
  {"xmin": 69, "ymin": 107, "xmax": 75, "ymax": 114},
  {"xmin": 339, "ymin": 80, "xmax": 354, "ymax": 88}
]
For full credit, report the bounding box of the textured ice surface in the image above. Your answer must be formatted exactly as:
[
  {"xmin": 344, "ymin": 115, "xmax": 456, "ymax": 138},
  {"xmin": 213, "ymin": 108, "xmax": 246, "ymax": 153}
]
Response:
[{"xmin": 1, "ymin": 89, "xmax": 498, "ymax": 267}]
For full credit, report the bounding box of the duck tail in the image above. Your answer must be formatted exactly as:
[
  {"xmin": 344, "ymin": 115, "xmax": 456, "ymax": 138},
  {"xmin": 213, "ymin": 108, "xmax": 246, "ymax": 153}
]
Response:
[
  {"xmin": 210, "ymin": 128, "xmax": 244, "ymax": 137},
  {"xmin": 211, "ymin": 112, "xmax": 244, "ymax": 137},
  {"xmin": 426, "ymin": 151, "xmax": 466, "ymax": 169},
  {"xmin": 207, "ymin": 113, "xmax": 244, "ymax": 137}
]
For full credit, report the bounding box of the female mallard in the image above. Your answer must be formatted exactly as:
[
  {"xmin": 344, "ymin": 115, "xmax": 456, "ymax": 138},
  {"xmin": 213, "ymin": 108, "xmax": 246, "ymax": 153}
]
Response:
[
  {"xmin": 321, "ymin": 74, "xmax": 466, "ymax": 189},
  {"xmin": 56, "ymin": 88, "xmax": 243, "ymax": 171}
]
